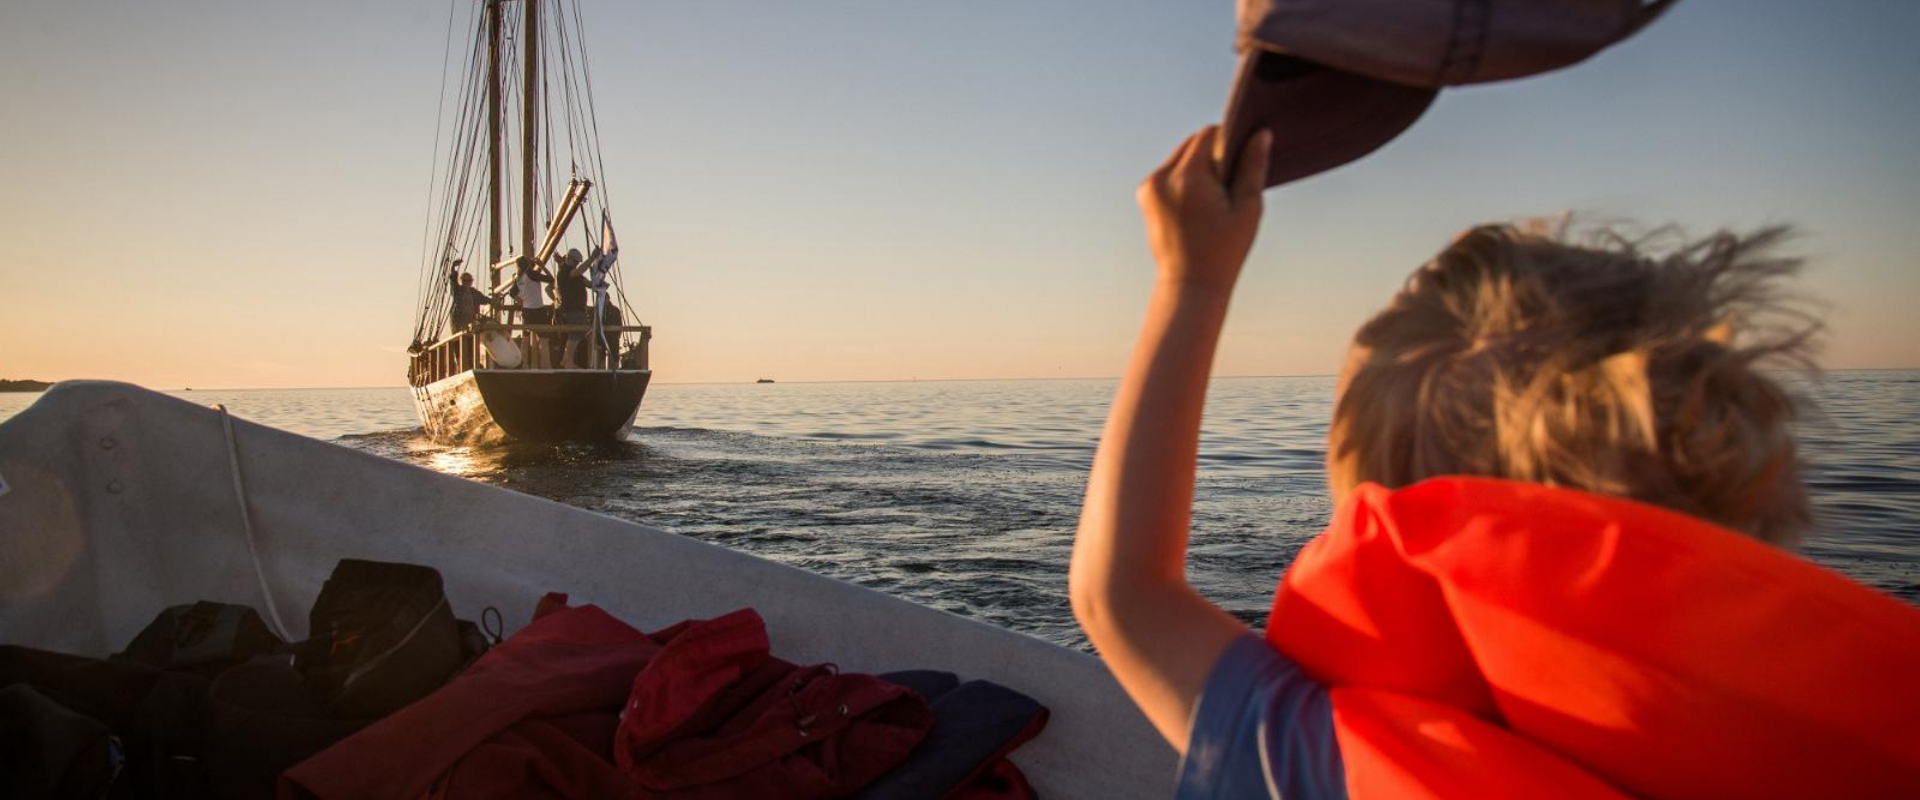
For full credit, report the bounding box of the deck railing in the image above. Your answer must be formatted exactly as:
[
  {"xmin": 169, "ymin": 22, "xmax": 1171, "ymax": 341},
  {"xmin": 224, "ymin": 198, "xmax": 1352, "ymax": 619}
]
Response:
[{"xmin": 410, "ymin": 319, "xmax": 652, "ymax": 387}]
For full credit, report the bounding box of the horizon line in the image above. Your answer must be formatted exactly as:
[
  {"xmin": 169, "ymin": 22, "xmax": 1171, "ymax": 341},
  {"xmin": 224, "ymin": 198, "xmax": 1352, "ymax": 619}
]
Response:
[
  {"xmin": 5, "ymin": 366, "xmax": 1918, "ymax": 393},
  {"xmin": 8, "ymin": 373, "xmax": 1335, "ymax": 392}
]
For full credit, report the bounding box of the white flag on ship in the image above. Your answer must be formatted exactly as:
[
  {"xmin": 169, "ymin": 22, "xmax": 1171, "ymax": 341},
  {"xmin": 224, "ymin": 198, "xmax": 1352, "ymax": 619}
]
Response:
[{"xmin": 598, "ymin": 209, "xmax": 619, "ymax": 275}]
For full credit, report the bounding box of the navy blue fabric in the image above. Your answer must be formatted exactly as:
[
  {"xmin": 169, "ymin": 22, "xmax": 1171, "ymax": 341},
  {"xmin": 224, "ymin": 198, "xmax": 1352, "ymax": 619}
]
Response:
[
  {"xmin": 1175, "ymin": 634, "xmax": 1346, "ymax": 800},
  {"xmin": 856, "ymin": 671, "xmax": 1045, "ymax": 800},
  {"xmin": 878, "ymin": 670, "xmax": 960, "ymax": 703}
]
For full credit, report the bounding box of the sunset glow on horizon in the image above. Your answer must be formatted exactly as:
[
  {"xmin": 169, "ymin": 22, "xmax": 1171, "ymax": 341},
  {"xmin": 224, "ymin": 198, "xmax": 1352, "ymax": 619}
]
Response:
[{"xmin": 3, "ymin": 0, "xmax": 1916, "ymax": 389}]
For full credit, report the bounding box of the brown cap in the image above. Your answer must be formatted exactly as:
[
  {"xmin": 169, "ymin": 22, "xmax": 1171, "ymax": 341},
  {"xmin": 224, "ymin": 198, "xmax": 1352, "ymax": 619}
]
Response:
[{"xmin": 1223, "ymin": 0, "xmax": 1678, "ymax": 188}]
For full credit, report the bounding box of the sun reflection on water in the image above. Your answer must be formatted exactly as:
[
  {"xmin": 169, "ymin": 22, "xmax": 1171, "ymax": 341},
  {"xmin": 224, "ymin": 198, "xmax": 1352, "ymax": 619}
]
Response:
[{"xmin": 425, "ymin": 446, "xmax": 492, "ymax": 478}]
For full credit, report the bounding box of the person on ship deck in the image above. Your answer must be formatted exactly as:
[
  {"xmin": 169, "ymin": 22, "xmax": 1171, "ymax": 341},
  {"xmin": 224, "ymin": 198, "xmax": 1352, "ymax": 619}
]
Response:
[
  {"xmin": 447, "ymin": 267, "xmax": 493, "ymax": 335},
  {"xmin": 555, "ymin": 248, "xmax": 591, "ymax": 369},
  {"xmin": 446, "ymin": 266, "xmax": 494, "ymax": 373},
  {"xmin": 509, "ymin": 256, "xmax": 554, "ymax": 369}
]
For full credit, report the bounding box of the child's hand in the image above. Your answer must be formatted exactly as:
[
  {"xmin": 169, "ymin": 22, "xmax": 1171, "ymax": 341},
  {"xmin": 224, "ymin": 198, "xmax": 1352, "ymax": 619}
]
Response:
[{"xmin": 1137, "ymin": 126, "xmax": 1271, "ymax": 293}]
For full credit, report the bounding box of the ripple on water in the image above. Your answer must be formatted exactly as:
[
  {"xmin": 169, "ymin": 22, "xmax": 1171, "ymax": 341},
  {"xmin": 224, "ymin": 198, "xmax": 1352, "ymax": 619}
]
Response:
[{"xmin": 121, "ymin": 373, "xmax": 1920, "ymax": 648}]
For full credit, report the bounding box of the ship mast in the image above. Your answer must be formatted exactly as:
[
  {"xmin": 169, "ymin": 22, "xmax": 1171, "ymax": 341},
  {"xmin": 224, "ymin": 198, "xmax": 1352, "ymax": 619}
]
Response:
[
  {"xmin": 413, "ymin": 0, "xmax": 636, "ymax": 371},
  {"xmin": 485, "ymin": 0, "xmax": 503, "ymax": 287},
  {"xmin": 484, "ymin": 0, "xmax": 539, "ymax": 289},
  {"xmin": 520, "ymin": 0, "xmax": 539, "ymax": 271}
]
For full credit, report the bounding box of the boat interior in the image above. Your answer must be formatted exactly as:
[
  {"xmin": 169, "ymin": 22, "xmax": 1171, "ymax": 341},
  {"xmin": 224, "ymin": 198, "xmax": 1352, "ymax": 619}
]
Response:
[{"xmin": 0, "ymin": 382, "xmax": 1177, "ymax": 798}]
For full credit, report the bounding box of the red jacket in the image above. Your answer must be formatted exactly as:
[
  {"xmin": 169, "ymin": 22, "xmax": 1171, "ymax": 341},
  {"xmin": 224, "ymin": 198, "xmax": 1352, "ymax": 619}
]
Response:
[
  {"xmin": 283, "ymin": 605, "xmax": 931, "ymax": 800},
  {"xmin": 1268, "ymin": 477, "xmax": 1920, "ymax": 799},
  {"xmin": 282, "ymin": 604, "xmax": 654, "ymax": 800},
  {"xmin": 616, "ymin": 609, "xmax": 932, "ymax": 798}
]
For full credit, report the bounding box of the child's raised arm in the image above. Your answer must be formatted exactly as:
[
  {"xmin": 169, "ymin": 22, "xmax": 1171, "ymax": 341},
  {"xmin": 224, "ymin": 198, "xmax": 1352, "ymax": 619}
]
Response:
[{"xmin": 1071, "ymin": 125, "xmax": 1272, "ymax": 750}]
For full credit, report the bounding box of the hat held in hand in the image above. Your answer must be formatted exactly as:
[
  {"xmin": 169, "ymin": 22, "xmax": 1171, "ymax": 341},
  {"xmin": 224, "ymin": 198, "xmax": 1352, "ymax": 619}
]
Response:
[{"xmin": 1223, "ymin": 0, "xmax": 1679, "ymax": 188}]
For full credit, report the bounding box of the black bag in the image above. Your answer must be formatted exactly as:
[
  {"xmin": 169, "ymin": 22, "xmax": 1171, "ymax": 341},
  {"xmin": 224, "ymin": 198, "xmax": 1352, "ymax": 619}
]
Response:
[
  {"xmin": 0, "ymin": 645, "xmax": 213, "ymax": 799},
  {"xmin": 200, "ymin": 560, "xmax": 489, "ymax": 798},
  {"xmin": 205, "ymin": 657, "xmax": 370, "ymax": 800},
  {"xmin": 297, "ymin": 559, "xmax": 468, "ymax": 719},
  {"xmin": 6, "ymin": 561, "xmax": 489, "ymax": 800},
  {"xmin": 113, "ymin": 601, "xmax": 285, "ymax": 679},
  {"xmin": 203, "ymin": 618, "xmax": 490, "ymax": 800},
  {"xmin": 0, "ymin": 684, "xmax": 127, "ymax": 799}
]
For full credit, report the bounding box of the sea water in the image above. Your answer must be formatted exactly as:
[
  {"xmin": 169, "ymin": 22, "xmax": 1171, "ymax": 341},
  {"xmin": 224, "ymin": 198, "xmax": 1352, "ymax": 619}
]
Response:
[{"xmin": 4, "ymin": 372, "xmax": 1915, "ymax": 648}]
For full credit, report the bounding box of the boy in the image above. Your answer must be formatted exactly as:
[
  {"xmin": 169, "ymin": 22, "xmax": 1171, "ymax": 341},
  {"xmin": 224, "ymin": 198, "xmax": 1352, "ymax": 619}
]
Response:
[{"xmin": 1071, "ymin": 127, "xmax": 1920, "ymax": 798}]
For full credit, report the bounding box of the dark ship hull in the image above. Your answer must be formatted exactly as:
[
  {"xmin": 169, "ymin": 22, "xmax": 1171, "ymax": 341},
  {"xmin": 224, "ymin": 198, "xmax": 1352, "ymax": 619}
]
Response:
[{"xmin": 412, "ymin": 368, "xmax": 649, "ymax": 445}]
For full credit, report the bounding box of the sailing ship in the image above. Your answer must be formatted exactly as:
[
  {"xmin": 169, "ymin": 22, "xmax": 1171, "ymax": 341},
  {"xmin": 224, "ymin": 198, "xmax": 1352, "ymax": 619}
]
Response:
[{"xmin": 406, "ymin": 0, "xmax": 649, "ymax": 444}]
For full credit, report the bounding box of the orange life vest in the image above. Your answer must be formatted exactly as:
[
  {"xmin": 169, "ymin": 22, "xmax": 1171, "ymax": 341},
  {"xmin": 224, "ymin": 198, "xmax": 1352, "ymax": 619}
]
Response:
[{"xmin": 1266, "ymin": 477, "xmax": 1920, "ymax": 799}]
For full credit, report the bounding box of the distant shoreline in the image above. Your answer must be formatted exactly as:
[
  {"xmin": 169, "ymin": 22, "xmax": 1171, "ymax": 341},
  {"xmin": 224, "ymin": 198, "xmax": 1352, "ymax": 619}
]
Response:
[{"xmin": 0, "ymin": 379, "xmax": 51, "ymax": 393}]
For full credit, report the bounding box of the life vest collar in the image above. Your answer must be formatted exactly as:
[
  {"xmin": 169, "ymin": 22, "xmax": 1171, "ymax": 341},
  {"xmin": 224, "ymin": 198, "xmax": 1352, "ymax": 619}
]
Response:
[{"xmin": 1267, "ymin": 477, "xmax": 1920, "ymax": 800}]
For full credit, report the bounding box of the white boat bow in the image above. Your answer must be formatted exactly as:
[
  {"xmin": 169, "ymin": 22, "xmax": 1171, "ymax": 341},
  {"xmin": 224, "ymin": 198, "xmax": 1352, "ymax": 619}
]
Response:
[{"xmin": 0, "ymin": 381, "xmax": 1176, "ymax": 798}]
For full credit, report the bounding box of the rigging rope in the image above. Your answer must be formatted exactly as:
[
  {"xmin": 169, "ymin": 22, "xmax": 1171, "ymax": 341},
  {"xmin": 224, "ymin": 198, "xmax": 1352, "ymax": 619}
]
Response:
[
  {"xmin": 413, "ymin": 0, "xmax": 462, "ymax": 325},
  {"xmin": 414, "ymin": 0, "xmax": 639, "ymax": 353},
  {"xmin": 413, "ymin": 0, "xmax": 475, "ymax": 345},
  {"xmin": 416, "ymin": 5, "xmax": 489, "ymax": 346},
  {"xmin": 565, "ymin": 0, "xmax": 632, "ymax": 325}
]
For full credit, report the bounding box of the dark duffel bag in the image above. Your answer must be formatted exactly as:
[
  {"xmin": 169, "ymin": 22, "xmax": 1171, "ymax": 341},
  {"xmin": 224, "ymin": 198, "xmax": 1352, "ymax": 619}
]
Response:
[
  {"xmin": 205, "ymin": 656, "xmax": 370, "ymax": 800},
  {"xmin": 204, "ymin": 559, "xmax": 489, "ymax": 799},
  {"xmin": 113, "ymin": 601, "xmax": 285, "ymax": 679},
  {"xmin": 204, "ymin": 620, "xmax": 491, "ymax": 800},
  {"xmin": 0, "ymin": 645, "xmax": 213, "ymax": 799},
  {"xmin": 297, "ymin": 559, "xmax": 468, "ymax": 719},
  {"xmin": 0, "ymin": 684, "xmax": 127, "ymax": 799}
]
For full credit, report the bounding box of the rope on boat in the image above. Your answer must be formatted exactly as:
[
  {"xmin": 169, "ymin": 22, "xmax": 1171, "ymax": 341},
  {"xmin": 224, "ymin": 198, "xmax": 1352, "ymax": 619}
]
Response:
[{"xmin": 216, "ymin": 404, "xmax": 295, "ymax": 642}]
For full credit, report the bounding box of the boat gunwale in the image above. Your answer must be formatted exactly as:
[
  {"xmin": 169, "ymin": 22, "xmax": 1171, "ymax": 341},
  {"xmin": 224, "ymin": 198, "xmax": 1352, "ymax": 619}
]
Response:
[{"xmin": 0, "ymin": 381, "xmax": 1177, "ymax": 798}]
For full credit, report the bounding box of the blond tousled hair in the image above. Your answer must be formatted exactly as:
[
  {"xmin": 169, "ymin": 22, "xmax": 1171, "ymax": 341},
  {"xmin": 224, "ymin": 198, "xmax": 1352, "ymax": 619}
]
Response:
[{"xmin": 1329, "ymin": 220, "xmax": 1821, "ymax": 545}]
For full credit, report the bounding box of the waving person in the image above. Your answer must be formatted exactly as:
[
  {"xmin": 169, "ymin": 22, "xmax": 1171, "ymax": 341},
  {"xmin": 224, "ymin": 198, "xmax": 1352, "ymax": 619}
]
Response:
[{"xmin": 1070, "ymin": 127, "xmax": 1920, "ymax": 799}]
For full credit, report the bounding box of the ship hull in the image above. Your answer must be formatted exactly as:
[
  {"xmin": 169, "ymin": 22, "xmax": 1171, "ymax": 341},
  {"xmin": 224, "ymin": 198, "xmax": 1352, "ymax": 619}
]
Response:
[{"xmin": 412, "ymin": 369, "xmax": 650, "ymax": 445}]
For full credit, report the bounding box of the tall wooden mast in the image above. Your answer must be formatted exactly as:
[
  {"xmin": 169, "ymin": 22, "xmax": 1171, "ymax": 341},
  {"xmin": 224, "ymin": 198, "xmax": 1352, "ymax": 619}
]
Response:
[
  {"xmin": 485, "ymin": 0, "xmax": 503, "ymax": 285},
  {"xmin": 520, "ymin": 0, "xmax": 539, "ymax": 268}
]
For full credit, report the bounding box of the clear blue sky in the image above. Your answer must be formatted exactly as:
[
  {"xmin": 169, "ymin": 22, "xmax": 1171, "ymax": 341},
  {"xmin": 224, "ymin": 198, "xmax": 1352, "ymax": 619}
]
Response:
[{"xmin": 2, "ymin": 0, "xmax": 1915, "ymax": 387}]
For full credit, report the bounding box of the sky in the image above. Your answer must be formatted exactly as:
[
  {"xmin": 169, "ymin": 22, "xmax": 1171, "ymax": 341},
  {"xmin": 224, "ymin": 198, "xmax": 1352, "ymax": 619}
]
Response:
[{"xmin": 1, "ymin": 0, "xmax": 1916, "ymax": 388}]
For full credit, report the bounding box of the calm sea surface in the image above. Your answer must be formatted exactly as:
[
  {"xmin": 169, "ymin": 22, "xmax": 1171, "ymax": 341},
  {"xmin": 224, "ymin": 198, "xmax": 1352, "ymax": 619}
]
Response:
[{"xmin": 4, "ymin": 373, "xmax": 1916, "ymax": 648}]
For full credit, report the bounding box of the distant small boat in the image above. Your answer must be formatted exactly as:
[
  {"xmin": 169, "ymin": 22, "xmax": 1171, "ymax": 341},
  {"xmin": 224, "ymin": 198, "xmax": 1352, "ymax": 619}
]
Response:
[
  {"xmin": 0, "ymin": 382, "xmax": 1173, "ymax": 799},
  {"xmin": 756, "ymin": 378, "xmax": 775, "ymax": 384}
]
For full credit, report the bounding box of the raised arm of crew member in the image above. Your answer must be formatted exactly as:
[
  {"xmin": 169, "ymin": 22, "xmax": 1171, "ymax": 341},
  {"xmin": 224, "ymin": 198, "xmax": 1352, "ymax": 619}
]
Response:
[
  {"xmin": 1070, "ymin": 125, "xmax": 1272, "ymax": 750},
  {"xmin": 498, "ymin": 258, "xmax": 549, "ymax": 300}
]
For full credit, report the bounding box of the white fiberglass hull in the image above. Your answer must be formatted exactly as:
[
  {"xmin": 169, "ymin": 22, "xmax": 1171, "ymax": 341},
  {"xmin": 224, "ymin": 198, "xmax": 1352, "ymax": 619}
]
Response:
[{"xmin": 0, "ymin": 382, "xmax": 1174, "ymax": 798}]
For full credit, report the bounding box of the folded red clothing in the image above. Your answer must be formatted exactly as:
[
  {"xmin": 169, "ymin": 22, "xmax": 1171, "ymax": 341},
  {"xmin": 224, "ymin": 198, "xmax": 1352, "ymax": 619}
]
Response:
[
  {"xmin": 616, "ymin": 608, "xmax": 933, "ymax": 800},
  {"xmin": 281, "ymin": 605, "xmax": 657, "ymax": 800},
  {"xmin": 285, "ymin": 605, "xmax": 935, "ymax": 800}
]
